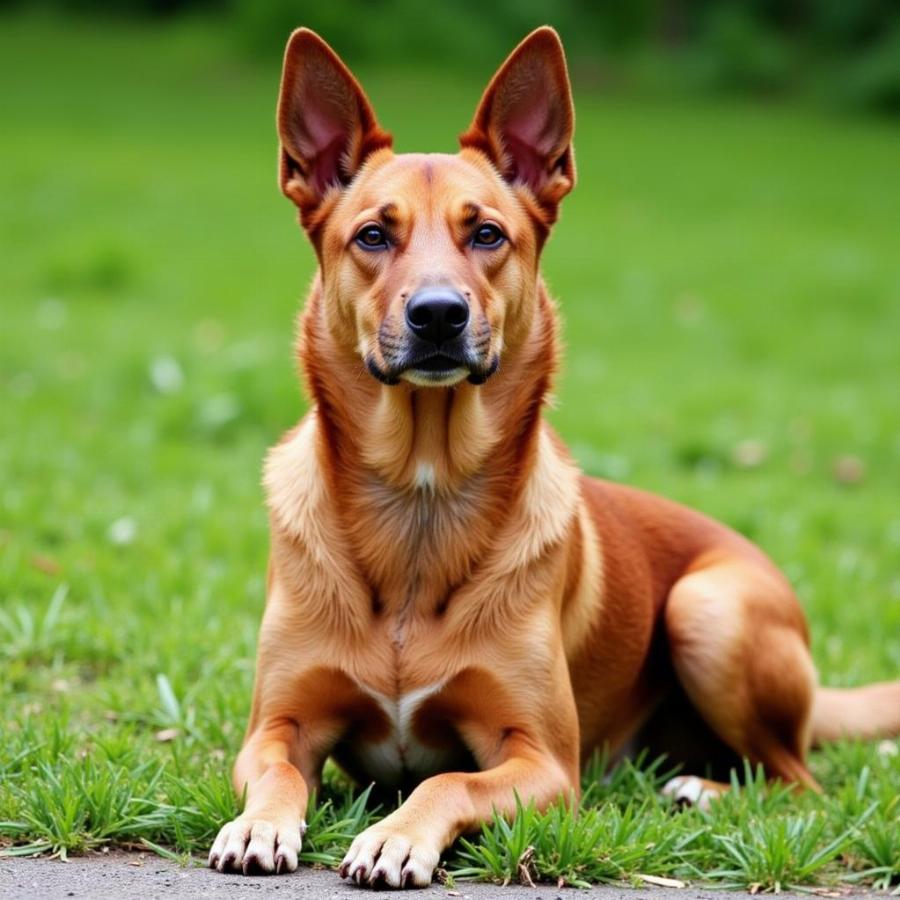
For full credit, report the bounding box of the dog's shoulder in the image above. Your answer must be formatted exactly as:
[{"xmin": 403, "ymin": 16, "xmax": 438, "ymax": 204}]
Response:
[
  {"xmin": 263, "ymin": 412, "xmax": 326, "ymax": 545},
  {"xmin": 495, "ymin": 423, "xmax": 582, "ymax": 572}
]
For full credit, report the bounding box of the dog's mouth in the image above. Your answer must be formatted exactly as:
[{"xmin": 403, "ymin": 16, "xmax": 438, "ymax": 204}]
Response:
[
  {"xmin": 366, "ymin": 349, "xmax": 499, "ymax": 387},
  {"xmin": 411, "ymin": 353, "xmax": 460, "ymax": 373}
]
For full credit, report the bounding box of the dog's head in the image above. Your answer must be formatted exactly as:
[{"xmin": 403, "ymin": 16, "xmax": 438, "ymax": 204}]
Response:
[{"xmin": 278, "ymin": 27, "xmax": 574, "ymax": 388}]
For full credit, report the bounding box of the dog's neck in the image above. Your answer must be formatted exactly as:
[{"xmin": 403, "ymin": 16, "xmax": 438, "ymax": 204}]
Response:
[{"xmin": 290, "ymin": 278, "xmax": 562, "ymax": 601}]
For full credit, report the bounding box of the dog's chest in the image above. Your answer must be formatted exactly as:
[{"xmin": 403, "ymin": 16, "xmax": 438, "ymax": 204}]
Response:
[
  {"xmin": 336, "ymin": 681, "xmax": 464, "ymax": 787},
  {"xmin": 358, "ymin": 473, "xmax": 483, "ymax": 567}
]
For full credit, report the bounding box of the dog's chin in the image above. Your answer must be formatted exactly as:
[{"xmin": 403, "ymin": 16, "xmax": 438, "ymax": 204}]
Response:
[{"xmin": 400, "ymin": 366, "xmax": 469, "ymax": 388}]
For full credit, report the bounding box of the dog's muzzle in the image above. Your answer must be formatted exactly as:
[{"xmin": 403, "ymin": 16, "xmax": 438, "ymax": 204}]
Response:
[{"xmin": 366, "ymin": 288, "xmax": 499, "ymax": 386}]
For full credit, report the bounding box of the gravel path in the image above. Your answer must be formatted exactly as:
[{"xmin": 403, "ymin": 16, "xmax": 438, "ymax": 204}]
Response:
[{"xmin": 0, "ymin": 852, "xmax": 874, "ymax": 900}]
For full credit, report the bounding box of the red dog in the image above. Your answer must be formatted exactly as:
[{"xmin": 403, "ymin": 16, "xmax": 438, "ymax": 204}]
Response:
[{"xmin": 208, "ymin": 27, "xmax": 900, "ymax": 888}]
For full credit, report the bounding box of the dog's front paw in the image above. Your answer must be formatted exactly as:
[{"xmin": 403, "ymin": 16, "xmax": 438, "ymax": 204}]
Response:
[
  {"xmin": 339, "ymin": 821, "xmax": 440, "ymax": 888},
  {"xmin": 208, "ymin": 816, "xmax": 304, "ymax": 875}
]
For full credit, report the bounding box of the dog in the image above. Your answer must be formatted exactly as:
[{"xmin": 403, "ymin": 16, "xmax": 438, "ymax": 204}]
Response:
[{"xmin": 207, "ymin": 26, "xmax": 900, "ymax": 888}]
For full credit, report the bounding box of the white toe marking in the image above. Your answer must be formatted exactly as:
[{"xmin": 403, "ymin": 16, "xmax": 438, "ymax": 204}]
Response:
[
  {"xmin": 663, "ymin": 775, "xmax": 721, "ymax": 811},
  {"xmin": 667, "ymin": 775, "xmax": 704, "ymax": 805}
]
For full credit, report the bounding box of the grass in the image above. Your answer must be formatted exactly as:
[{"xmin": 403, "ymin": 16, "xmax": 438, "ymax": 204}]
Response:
[{"xmin": 1, "ymin": 12, "xmax": 899, "ymax": 891}]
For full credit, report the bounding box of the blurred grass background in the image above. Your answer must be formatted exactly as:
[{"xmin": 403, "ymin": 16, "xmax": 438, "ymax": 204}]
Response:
[{"xmin": 0, "ymin": 0, "xmax": 899, "ymax": 875}]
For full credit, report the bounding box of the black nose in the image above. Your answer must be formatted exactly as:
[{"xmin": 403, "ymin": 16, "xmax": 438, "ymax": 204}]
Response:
[{"xmin": 405, "ymin": 288, "xmax": 469, "ymax": 344}]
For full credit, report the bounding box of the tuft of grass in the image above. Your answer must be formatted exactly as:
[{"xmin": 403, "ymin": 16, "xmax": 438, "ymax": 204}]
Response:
[
  {"xmin": 0, "ymin": 583, "xmax": 68, "ymax": 663},
  {"xmin": 847, "ymin": 803, "xmax": 900, "ymax": 890},
  {"xmin": 452, "ymin": 795, "xmax": 704, "ymax": 888},
  {"xmin": 300, "ymin": 783, "xmax": 382, "ymax": 867},
  {"xmin": 704, "ymin": 812, "xmax": 859, "ymax": 891}
]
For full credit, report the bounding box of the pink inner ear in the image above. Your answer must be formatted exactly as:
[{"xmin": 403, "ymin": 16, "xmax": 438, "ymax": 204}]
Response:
[
  {"xmin": 309, "ymin": 135, "xmax": 347, "ymax": 196},
  {"xmin": 299, "ymin": 105, "xmax": 350, "ymax": 194},
  {"xmin": 497, "ymin": 82, "xmax": 563, "ymax": 192},
  {"xmin": 503, "ymin": 134, "xmax": 546, "ymax": 192}
]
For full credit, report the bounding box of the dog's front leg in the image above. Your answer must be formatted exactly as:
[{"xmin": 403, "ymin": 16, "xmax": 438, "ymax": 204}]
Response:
[
  {"xmin": 208, "ymin": 718, "xmax": 311, "ymax": 874},
  {"xmin": 339, "ymin": 732, "xmax": 576, "ymax": 888}
]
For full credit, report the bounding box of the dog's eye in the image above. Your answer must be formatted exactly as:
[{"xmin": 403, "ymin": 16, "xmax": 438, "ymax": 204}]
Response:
[
  {"xmin": 472, "ymin": 223, "xmax": 506, "ymax": 249},
  {"xmin": 355, "ymin": 224, "xmax": 389, "ymax": 250}
]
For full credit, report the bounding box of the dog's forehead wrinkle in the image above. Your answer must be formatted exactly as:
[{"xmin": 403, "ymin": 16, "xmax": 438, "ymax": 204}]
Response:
[{"xmin": 360, "ymin": 152, "xmax": 505, "ymax": 206}]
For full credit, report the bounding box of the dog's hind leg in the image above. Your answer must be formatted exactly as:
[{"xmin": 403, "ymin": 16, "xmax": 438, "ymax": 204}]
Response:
[{"xmin": 661, "ymin": 551, "xmax": 820, "ymax": 802}]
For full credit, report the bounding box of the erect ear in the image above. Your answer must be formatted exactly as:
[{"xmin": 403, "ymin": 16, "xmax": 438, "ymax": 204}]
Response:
[
  {"xmin": 277, "ymin": 28, "xmax": 392, "ymax": 220},
  {"xmin": 460, "ymin": 27, "xmax": 575, "ymax": 220}
]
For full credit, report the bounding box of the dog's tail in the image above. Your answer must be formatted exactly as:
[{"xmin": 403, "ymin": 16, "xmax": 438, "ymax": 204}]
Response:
[{"xmin": 811, "ymin": 681, "xmax": 900, "ymax": 745}]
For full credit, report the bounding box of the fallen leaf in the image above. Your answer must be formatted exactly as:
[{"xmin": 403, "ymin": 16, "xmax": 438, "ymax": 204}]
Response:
[
  {"xmin": 30, "ymin": 554, "xmax": 61, "ymax": 575},
  {"xmin": 154, "ymin": 728, "xmax": 179, "ymax": 743},
  {"xmin": 516, "ymin": 846, "xmax": 536, "ymax": 887},
  {"xmin": 637, "ymin": 874, "xmax": 687, "ymax": 888},
  {"xmin": 832, "ymin": 455, "xmax": 865, "ymax": 485}
]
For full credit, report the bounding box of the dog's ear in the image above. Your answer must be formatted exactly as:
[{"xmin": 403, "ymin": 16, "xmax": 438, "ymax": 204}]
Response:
[
  {"xmin": 277, "ymin": 29, "xmax": 392, "ymax": 220},
  {"xmin": 460, "ymin": 27, "xmax": 575, "ymax": 220}
]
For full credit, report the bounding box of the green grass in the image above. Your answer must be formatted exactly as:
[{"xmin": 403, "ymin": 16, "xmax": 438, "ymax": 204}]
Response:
[{"xmin": 1, "ymin": 13, "xmax": 899, "ymax": 890}]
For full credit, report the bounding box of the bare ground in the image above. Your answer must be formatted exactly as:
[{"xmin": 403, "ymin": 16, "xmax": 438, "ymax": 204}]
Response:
[{"xmin": 0, "ymin": 852, "xmax": 878, "ymax": 900}]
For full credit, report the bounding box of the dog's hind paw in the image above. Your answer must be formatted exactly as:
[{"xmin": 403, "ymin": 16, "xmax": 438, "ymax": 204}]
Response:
[{"xmin": 662, "ymin": 775, "xmax": 728, "ymax": 811}]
